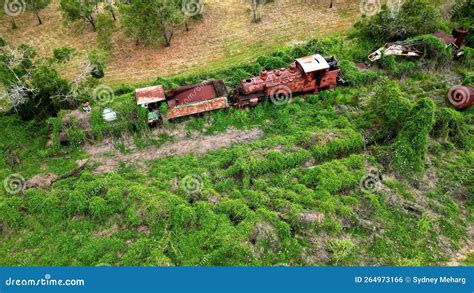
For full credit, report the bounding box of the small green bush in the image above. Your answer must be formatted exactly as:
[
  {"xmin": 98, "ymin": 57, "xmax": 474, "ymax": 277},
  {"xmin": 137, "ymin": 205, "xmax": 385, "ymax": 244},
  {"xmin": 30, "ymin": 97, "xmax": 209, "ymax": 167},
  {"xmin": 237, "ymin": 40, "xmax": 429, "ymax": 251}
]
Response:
[
  {"xmin": 53, "ymin": 47, "xmax": 76, "ymax": 63},
  {"xmin": 89, "ymin": 196, "xmax": 112, "ymax": 221}
]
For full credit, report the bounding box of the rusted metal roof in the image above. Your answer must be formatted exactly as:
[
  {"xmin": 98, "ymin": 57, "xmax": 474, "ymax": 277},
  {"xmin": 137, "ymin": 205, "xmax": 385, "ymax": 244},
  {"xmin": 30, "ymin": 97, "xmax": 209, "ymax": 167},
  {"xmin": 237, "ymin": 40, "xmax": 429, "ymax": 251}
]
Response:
[
  {"xmin": 135, "ymin": 85, "xmax": 166, "ymax": 106},
  {"xmin": 296, "ymin": 54, "xmax": 329, "ymax": 73},
  {"xmin": 167, "ymin": 97, "xmax": 229, "ymax": 120},
  {"xmin": 433, "ymin": 31, "xmax": 455, "ymax": 46}
]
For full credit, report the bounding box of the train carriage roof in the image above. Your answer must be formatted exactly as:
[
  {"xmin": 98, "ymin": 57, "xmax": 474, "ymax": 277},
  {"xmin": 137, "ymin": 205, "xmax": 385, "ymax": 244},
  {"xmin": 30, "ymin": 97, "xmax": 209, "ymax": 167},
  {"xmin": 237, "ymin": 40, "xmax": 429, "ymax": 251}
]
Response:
[
  {"xmin": 136, "ymin": 85, "xmax": 166, "ymax": 106},
  {"xmin": 296, "ymin": 54, "xmax": 329, "ymax": 73}
]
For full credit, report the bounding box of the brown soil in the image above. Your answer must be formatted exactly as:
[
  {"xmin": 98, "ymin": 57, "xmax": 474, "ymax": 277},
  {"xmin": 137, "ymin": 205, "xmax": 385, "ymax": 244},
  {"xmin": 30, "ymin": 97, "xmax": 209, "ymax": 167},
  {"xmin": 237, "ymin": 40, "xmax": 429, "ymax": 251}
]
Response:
[
  {"xmin": 86, "ymin": 128, "xmax": 263, "ymax": 173},
  {"xmin": 25, "ymin": 173, "xmax": 58, "ymax": 189}
]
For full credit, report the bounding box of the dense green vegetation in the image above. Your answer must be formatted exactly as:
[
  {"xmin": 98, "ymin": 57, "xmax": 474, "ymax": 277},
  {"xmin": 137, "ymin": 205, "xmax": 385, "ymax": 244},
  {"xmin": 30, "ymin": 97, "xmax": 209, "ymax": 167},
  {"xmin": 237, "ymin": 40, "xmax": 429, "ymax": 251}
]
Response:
[{"xmin": 0, "ymin": 0, "xmax": 472, "ymax": 266}]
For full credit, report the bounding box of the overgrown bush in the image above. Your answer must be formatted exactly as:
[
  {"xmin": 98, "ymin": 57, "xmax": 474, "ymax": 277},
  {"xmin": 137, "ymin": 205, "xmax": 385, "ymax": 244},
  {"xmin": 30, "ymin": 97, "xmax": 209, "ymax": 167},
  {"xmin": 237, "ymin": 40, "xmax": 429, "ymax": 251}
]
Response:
[
  {"xmin": 354, "ymin": 0, "xmax": 443, "ymax": 43},
  {"xmin": 391, "ymin": 97, "xmax": 435, "ymax": 174},
  {"xmin": 369, "ymin": 80, "xmax": 414, "ymax": 141},
  {"xmin": 338, "ymin": 60, "xmax": 377, "ymax": 85},
  {"xmin": 96, "ymin": 14, "xmax": 116, "ymax": 51},
  {"xmin": 52, "ymin": 47, "xmax": 76, "ymax": 63}
]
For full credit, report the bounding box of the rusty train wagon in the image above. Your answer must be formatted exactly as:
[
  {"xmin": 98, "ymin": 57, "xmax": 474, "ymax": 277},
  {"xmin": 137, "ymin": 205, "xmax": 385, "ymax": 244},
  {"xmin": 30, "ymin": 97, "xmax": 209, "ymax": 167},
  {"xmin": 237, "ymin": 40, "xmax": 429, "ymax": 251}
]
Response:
[
  {"xmin": 136, "ymin": 80, "xmax": 229, "ymax": 124},
  {"xmin": 135, "ymin": 54, "xmax": 340, "ymax": 124},
  {"xmin": 232, "ymin": 54, "xmax": 340, "ymax": 107}
]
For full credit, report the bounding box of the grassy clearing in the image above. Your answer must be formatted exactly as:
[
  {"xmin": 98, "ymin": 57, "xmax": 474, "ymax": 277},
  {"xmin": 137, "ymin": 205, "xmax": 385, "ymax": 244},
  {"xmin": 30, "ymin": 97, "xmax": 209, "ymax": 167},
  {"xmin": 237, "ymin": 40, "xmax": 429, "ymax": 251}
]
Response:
[{"xmin": 0, "ymin": 0, "xmax": 361, "ymax": 85}]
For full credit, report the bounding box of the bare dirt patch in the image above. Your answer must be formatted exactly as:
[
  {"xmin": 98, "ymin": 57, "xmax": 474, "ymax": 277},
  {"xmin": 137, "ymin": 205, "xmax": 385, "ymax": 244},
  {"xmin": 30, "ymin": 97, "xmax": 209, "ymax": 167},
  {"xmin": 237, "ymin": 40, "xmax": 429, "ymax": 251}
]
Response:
[
  {"xmin": 25, "ymin": 173, "xmax": 58, "ymax": 189},
  {"xmin": 86, "ymin": 128, "xmax": 263, "ymax": 173}
]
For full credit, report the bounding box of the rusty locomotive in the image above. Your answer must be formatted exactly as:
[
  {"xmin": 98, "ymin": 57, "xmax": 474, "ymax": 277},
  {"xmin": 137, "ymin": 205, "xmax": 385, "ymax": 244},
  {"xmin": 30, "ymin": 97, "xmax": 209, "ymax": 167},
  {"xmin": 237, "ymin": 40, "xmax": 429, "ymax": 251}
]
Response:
[{"xmin": 135, "ymin": 54, "xmax": 341, "ymax": 125}]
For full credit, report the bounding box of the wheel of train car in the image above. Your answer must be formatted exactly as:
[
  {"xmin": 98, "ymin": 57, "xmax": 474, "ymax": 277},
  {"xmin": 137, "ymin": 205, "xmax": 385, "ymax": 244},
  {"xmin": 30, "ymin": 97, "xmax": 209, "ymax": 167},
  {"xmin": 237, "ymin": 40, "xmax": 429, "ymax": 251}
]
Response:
[{"xmin": 269, "ymin": 85, "xmax": 292, "ymax": 106}]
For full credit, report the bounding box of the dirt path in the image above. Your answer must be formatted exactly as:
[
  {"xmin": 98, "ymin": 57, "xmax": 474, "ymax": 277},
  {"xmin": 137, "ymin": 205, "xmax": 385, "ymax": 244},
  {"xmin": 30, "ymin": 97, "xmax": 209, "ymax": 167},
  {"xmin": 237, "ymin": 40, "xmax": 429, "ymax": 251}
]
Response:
[
  {"xmin": 86, "ymin": 128, "xmax": 263, "ymax": 173},
  {"xmin": 445, "ymin": 248, "xmax": 474, "ymax": 266}
]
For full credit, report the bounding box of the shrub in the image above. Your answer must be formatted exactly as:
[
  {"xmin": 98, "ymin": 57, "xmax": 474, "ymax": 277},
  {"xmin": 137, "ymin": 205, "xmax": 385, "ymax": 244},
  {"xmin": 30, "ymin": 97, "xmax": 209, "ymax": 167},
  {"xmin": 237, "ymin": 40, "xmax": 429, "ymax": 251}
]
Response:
[
  {"xmin": 89, "ymin": 196, "xmax": 112, "ymax": 221},
  {"xmin": 96, "ymin": 14, "xmax": 116, "ymax": 51},
  {"xmin": 327, "ymin": 239, "xmax": 356, "ymax": 264},
  {"xmin": 391, "ymin": 97, "xmax": 435, "ymax": 174},
  {"xmin": 354, "ymin": 0, "xmax": 443, "ymax": 42},
  {"xmin": 256, "ymin": 55, "xmax": 288, "ymax": 70},
  {"xmin": 338, "ymin": 60, "xmax": 377, "ymax": 86},
  {"xmin": 52, "ymin": 47, "xmax": 76, "ymax": 63},
  {"xmin": 301, "ymin": 154, "xmax": 366, "ymax": 194},
  {"xmin": 432, "ymin": 107, "xmax": 466, "ymax": 146},
  {"xmin": 369, "ymin": 80, "xmax": 414, "ymax": 142}
]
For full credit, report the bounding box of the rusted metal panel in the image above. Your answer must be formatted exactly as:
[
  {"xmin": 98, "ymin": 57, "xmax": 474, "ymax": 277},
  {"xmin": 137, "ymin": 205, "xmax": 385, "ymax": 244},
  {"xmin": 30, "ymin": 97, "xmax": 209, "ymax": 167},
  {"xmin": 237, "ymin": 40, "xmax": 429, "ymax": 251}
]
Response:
[
  {"xmin": 167, "ymin": 97, "xmax": 229, "ymax": 120},
  {"xmin": 434, "ymin": 27, "xmax": 469, "ymax": 49},
  {"xmin": 167, "ymin": 80, "xmax": 228, "ymax": 106},
  {"xmin": 452, "ymin": 27, "xmax": 469, "ymax": 48},
  {"xmin": 234, "ymin": 55, "xmax": 340, "ymax": 107},
  {"xmin": 356, "ymin": 63, "xmax": 370, "ymax": 71},
  {"xmin": 447, "ymin": 86, "xmax": 474, "ymax": 110},
  {"xmin": 135, "ymin": 85, "xmax": 166, "ymax": 106},
  {"xmin": 296, "ymin": 54, "xmax": 330, "ymax": 73},
  {"xmin": 320, "ymin": 69, "xmax": 340, "ymax": 88},
  {"xmin": 433, "ymin": 31, "xmax": 456, "ymax": 46},
  {"xmin": 368, "ymin": 43, "xmax": 421, "ymax": 62},
  {"xmin": 240, "ymin": 64, "xmax": 308, "ymax": 96}
]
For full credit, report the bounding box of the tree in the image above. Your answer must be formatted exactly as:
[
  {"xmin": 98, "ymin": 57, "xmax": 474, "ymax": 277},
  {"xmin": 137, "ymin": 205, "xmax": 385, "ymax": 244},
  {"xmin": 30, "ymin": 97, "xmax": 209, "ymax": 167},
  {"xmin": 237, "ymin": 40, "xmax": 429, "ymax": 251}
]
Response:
[
  {"xmin": 354, "ymin": 0, "xmax": 442, "ymax": 42},
  {"xmin": 250, "ymin": 0, "xmax": 262, "ymax": 23},
  {"xmin": 0, "ymin": 0, "xmax": 20, "ymax": 29},
  {"xmin": 104, "ymin": 0, "xmax": 117, "ymax": 21},
  {"xmin": 181, "ymin": 0, "xmax": 204, "ymax": 31},
  {"xmin": 59, "ymin": 0, "xmax": 99, "ymax": 31},
  {"xmin": 120, "ymin": 0, "xmax": 184, "ymax": 47},
  {"xmin": 0, "ymin": 43, "xmax": 72, "ymax": 120},
  {"xmin": 0, "ymin": 43, "xmax": 108, "ymax": 121},
  {"xmin": 26, "ymin": 0, "xmax": 52, "ymax": 25},
  {"xmin": 96, "ymin": 13, "xmax": 116, "ymax": 50}
]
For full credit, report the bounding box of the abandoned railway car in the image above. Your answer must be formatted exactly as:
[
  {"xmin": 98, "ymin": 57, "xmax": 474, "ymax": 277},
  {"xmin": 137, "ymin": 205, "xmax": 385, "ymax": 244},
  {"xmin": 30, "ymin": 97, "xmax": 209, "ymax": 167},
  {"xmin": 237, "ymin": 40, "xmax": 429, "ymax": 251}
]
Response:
[{"xmin": 135, "ymin": 54, "xmax": 340, "ymax": 124}]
